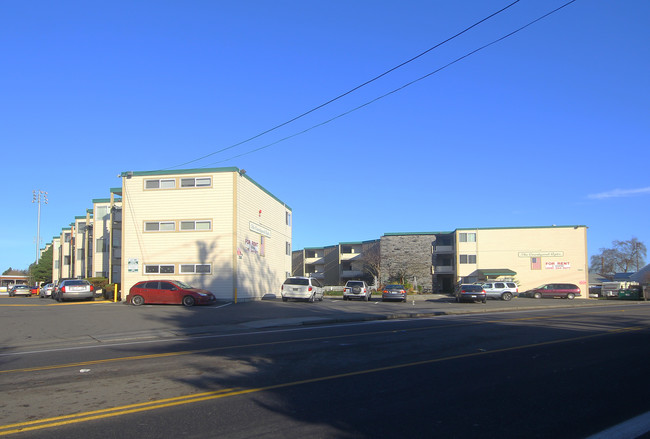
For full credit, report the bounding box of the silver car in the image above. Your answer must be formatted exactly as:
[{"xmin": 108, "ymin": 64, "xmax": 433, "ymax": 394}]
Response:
[
  {"xmin": 281, "ymin": 277, "xmax": 324, "ymax": 302},
  {"xmin": 39, "ymin": 283, "xmax": 55, "ymax": 298},
  {"xmin": 343, "ymin": 280, "xmax": 373, "ymax": 301},
  {"xmin": 53, "ymin": 279, "xmax": 95, "ymax": 302},
  {"xmin": 481, "ymin": 281, "xmax": 518, "ymax": 301}
]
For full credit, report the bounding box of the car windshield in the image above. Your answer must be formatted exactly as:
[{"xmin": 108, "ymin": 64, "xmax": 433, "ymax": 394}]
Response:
[
  {"xmin": 347, "ymin": 281, "xmax": 364, "ymax": 287},
  {"xmin": 284, "ymin": 278, "xmax": 309, "ymax": 286},
  {"xmin": 386, "ymin": 285, "xmax": 404, "ymax": 289},
  {"xmin": 462, "ymin": 285, "xmax": 483, "ymax": 291},
  {"xmin": 15, "ymin": 285, "xmax": 30, "ymax": 289},
  {"xmin": 173, "ymin": 281, "xmax": 194, "ymax": 289},
  {"xmin": 65, "ymin": 280, "xmax": 89, "ymax": 286}
]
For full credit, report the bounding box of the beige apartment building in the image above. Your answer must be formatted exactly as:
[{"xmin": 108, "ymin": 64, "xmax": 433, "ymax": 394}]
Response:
[
  {"xmin": 433, "ymin": 225, "xmax": 589, "ymax": 295},
  {"xmin": 294, "ymin": 225, "xmax": 589, "ymax": 296},
  {"xmin": 90, "ymin": 193, "xmax": 122, "ymax": 283},
  {"xmin": 120, "ymin": 167, "xmax": 292, "ymax": 301},
  {"xmin": 292, "ymin": 240, "xmax": 379, "ymax": 286}
]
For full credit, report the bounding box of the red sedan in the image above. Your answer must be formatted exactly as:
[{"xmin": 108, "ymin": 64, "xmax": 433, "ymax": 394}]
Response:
[{"xmin": 128, "ymin": 280, "xmax": 217, "ymax": 307}]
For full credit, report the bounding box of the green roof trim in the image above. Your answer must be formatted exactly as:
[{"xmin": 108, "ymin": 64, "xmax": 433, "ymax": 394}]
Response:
[
  {"xmin": 455, "ymin": 225, "xmax": 587, "ymax": 231},
  {"xmin": 478, "ymin": 269, "xmax": 517, "ymax": 276},
  {"xmin": 120, "ymin": 167, "xmax": 239, "ymax": 177},
  {"xmin": 110, "ymin": 187, "xmax": 122, "ymax": 195},
  {"xmin": 92, "ymin": 198, "xmax": 111, "ymax": 203},
  {"xmin": 120, "ymin": 167, "xmax": 291, "ymax": 211}
]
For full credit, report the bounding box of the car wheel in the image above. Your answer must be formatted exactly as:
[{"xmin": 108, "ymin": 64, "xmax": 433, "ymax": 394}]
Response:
[
  {"xmin": 533, "ymin": 292, "xmax": 542, "ymax": 299},
  {"xmin": 567, "ymin": 293, "xmax": 575, "ymax": 300},
  {"xmin": 131, "ymin": 295, "xmax": 144, "ymax": 306},
  {"xmin": 502, "ymin": 292, "xmax": 513, "ymax": 301},
  {"xmin": 308, "ymin": 293, "xmax": 315, "ymax": 303},
  {"xmin": 182, "ymin": 296, "xmax": 195, "ymax": 307},
  {"xmin": 364, "ymin": 294, "xmax": 369, "ymax": 301},
  {"xmin": 282, "ymin": 297, "xmax": 288, "ymax": 302}
]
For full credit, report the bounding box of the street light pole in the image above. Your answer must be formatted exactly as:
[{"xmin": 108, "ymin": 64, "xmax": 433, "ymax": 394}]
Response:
[{"xmin": 32, "ymin": 190, "xmax": 48, "ymax": 264}]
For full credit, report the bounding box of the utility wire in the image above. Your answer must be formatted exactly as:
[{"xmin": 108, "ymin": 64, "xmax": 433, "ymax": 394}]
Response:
[
  {"xmin": 166, "ymin": 0, "xmax": 522, "ymax": 169},
  {"xmin": 202, "ymin": 0, "xmax": 578, "ymax": 166}
]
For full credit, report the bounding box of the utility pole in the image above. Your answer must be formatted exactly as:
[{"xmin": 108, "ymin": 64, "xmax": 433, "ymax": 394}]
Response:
[{"xmin": 32, "ymin": 190, "xmax": 48, "ymax": 264}]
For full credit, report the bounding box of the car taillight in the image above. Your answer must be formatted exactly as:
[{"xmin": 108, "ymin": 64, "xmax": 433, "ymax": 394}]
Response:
[
  {"xmin": 90, "ymin": 285, "xmax": 94, "ymax": 291},
  {"xmin": 281, "ymin": 285, "xmax": 284, "ymax": 291},
  {"xmin": 308, "ymin": 286, "xmax": 313, "ymax": 292},
  {"xmin": 383, "ymin": 290, "xmax": 387, "ymax": 293},
  {"xmin": 61, "ymin": 286, "xmax": 66, "ymax": 293}
]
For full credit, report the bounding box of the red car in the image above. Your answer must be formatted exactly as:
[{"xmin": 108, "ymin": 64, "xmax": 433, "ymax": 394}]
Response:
[{"xmin": 128, "ymin": 280, "xmax": 216, "ymax": 307}]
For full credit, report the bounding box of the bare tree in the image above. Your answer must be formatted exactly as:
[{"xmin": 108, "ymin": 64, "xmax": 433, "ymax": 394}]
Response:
[
  {"xmin": 590, "ymin": 237, "xmax": 647, "ymax": 278},
  {"xmin": 362, "ymin": 241, "xmax": 381, "ymax": 287}
]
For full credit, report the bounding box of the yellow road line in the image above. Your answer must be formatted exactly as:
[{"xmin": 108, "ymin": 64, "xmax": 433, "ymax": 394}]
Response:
[{"xmin": 0, "ymin": 325, "xmax": 645, "ymax": 436}]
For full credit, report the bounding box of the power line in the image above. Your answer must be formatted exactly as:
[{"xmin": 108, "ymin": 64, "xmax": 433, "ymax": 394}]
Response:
[
  {"xmin": 201, "ymin": 0, "xmax": 578, "ymax": 166},
  {"xmin": 165, "ymin": 0, "xmax": 522, "ymax": 170}
]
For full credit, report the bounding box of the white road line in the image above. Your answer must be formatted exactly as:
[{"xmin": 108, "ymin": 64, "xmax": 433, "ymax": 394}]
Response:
[{"xmin": 586, "ymin": 411, "xmax": 650, "ymax": 439}]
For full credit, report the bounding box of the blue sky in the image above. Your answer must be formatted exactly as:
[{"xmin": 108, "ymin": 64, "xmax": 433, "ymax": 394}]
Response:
[{"xmin": 2, "ymin": 0, "xmax": 649, "ymax": 272}]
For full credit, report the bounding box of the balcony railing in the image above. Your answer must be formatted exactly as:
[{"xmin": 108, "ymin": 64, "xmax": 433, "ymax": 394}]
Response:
[
  {"xmin": 433, "ymin": 245, "xmax": 454, "ymax": 253},
  {"xmin": 432, "ymin": 265, "xmax": 454, "ymax": 274},
  {"xmin": 341, "ymin": 270, "xmax": 363, "ymax": 278}
]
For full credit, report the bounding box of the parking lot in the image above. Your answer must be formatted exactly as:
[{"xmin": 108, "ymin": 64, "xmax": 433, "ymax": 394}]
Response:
[{"xmin": 2, "ymin": 293, "xmax": 646, "ymax": 351}]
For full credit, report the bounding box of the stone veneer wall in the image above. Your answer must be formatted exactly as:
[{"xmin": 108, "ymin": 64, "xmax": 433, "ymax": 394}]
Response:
[{"xmin": 380, "ymin": 234, "xmax": 435, "ymax": 292}]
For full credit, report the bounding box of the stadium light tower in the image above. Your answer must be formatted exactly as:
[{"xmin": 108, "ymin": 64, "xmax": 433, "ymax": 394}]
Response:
[{"xmin": 32, "ymin": 190, "xmax": 48, "ymax": 263}]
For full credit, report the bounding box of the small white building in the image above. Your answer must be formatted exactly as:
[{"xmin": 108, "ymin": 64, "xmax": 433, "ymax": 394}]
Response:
[{"xmin": 120, "ymin": 167, "xmax": 292, "ymax": 301}]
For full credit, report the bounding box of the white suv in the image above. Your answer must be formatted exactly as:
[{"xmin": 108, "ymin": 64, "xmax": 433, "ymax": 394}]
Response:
[
  {"xmin": 482, "ymin": 281, "xmax": 518, "ymax": 301},
  {"xmin": 343, "ymin": 280, "xmax": 373, "ymax": 301},
  {"xmin": 281, "ymin": 277, "xmax": 324, "ymax": 302}
]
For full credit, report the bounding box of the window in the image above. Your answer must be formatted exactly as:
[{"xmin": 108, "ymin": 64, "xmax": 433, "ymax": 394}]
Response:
[
  {"xmin": 180, "ymin": 220, "xmax": 211, "ymax": 231},
  {"xmin": 286, "ymin": 211, "xmax": 291, "ymax": 226},
  {"xmin": 64, "ymin": 233, "xmax": 71, "ymax": 243},
  {"xmin": 145, "ymin": 179, "xmax": 176, "ymax": 189},
  {"xmin": 459, "ymin": 233, "xmax": 476, "ymax": 242},
  {"xmin": 96, "ymin": 206, "xmax": 110, "ymax": 219},
  {"xmin": 180, "ymin": 264, "xmax": 211, "ymax": 274},
  {"xmin": 144, "ymin": 264, "xmax": 175, "ymax": 274},
  {"xmin": 459, "ymin": 254, "xmax": 477, "ymax": 264},
  {"xmin": 180, "ymin": 177, "xmax": 211, "ymax": 188},
  {"xmin": 286, "ymin": 241, "xmax": 291, "ymax": 256},
  {"xmin": 96, "ymin": 237, "xmax": 108, "ymax": 253},
  {"xmin": 144, "ymin": 221, "xmax": 175, "ymax": 232},
  {"xmin": 64, "ymin": 255, "xmax": 71, "ymax": 265},
  {"xmin": 77, "ymin": 249, "xmax": 85, "ymax": 260}
]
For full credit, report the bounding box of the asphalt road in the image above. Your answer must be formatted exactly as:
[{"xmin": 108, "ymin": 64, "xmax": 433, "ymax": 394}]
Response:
[{"xmin": 1, "ymin": 296, "xmax": 650, "ymax": 438}]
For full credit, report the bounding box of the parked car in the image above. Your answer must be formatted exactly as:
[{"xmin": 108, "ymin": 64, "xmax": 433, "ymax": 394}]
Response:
[
  {"xmin": 281, "ymin": 277, "xmax": 324, "ymax": 302},
  {"xmin": 128, "ymin": 280, "xmax": 216, "ymax": 307},
  {"xmin": 455, "ymin": 284, "xmax": 487, "ymax": 303},
  {"xmin": 381, "ymin": 284, "xmax": 407, "ymax": 302},
  {"xmin": 53, "ymin": 279, "xmax": 95, "ymax": 302},
  {"xmin": 39, "ymin": 283, "xmax": 55, "ymax": 298},
  {"xmin": 343, "ymin": 280, "xmax": 373, "ymax": 301},
  {"xmin": 8, "ymin": 285, "xmax": 32, "ymax": 297},
  {"xmin": 481, "ymin": 281, "xmax": 518, "ymax": 301},
  {"xmin": 520, "ymin": 283, "xmax": 581, "ymax": 300}
]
